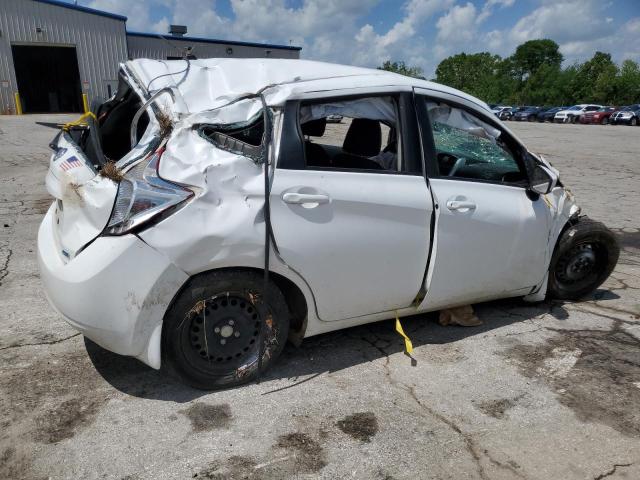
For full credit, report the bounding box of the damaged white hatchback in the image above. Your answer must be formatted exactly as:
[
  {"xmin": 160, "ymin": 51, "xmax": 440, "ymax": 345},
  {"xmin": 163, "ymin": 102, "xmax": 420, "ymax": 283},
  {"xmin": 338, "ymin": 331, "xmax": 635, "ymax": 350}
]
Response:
[{"xmin": 38, "ymin": 59, "xmax": 619, "ymax": 389}]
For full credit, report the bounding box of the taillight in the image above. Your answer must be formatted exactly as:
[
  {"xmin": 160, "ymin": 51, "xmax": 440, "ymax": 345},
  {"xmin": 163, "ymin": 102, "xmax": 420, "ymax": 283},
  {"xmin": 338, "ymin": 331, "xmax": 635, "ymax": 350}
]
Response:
[{"xmin": 104, "ymin": 148, "xmax": 193, "ymax": 235}]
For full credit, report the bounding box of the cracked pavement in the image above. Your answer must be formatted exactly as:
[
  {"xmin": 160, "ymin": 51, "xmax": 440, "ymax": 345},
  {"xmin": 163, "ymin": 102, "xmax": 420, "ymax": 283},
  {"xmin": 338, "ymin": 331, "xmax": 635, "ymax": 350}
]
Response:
[{"xmin": 1, "ymin": 116, "xmax": 639, "ymax": 479}]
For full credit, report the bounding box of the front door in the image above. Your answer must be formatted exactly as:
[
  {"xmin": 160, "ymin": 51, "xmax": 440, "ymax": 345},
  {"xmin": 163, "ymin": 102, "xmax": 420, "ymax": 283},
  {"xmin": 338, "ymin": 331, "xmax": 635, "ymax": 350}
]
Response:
[
  {"xmin": 414, "ymin": 91, "xmax": 552, "ymax": 309},
  {"xmin": 270, "ymin": 93, "xmax": 432, "ymax": 321}
]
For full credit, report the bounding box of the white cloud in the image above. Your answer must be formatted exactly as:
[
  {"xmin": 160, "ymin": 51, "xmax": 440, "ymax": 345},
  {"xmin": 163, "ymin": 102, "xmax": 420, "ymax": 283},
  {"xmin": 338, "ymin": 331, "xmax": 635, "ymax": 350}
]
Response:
[
  {"xmin": 506, "ymin": 0, "xmax": 638, "ymax": 65},
  {"xmin": 477, "ymin": 0, "xmax": 514, "ymax": 24},
  {"xmin": 509, "ymin": 0, "xmax": 615, "ymax": 45},
  {"xmin": 82, "ymin": 0, "xmax": 639, "ymax": 77},
  {"xmin": 87, "ymin": 0, "xmax": 169, "ymax": 32},
  {"xmin": 436, "ymin": 2, "xmax": 476, "ymax": 44}
]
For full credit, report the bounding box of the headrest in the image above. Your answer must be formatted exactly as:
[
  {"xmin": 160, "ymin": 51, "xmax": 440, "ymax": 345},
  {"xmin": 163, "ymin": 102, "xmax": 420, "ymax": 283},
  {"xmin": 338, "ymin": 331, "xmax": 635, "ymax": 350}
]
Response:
[
  {"xmin": 343, "ymin": 118, "xmax": 381, "ymax": 157},
  {"xmin": 301, "ymin": 118, "xmax": 327, "ymax": 137}
]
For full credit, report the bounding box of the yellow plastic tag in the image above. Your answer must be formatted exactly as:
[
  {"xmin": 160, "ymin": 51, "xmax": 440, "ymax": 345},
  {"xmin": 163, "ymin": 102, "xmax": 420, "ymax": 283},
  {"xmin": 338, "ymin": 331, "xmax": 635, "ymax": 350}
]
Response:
[
  {"xmin": 395, "ymin": 315, "xmax": 413, "ymax": 355},
  {"xmin": 62, "ymin": 111, "xmax": 97, "ymax": 131}
]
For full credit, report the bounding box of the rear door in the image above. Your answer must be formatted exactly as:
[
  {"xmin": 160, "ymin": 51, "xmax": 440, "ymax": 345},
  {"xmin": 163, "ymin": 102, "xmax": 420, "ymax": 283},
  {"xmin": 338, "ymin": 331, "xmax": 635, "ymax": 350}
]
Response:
[
  {"xmin": 414, "ymin": 89, "xmax": 552, "ymax": 309},
  {"xmin": 270, "ymin": 93, "xmax": 433, "ymax": 321}
]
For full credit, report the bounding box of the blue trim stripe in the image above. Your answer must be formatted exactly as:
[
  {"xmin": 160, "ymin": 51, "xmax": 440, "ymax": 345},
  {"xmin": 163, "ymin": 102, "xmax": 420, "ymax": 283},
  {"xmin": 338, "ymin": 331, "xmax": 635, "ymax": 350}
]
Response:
[
  {"xmin": 126, "ymin": 31, "xmax": 302, "ymax": 51},
  {"xmin": 34, "ymin": 0, "xmax": 127, "ymax": 21}
]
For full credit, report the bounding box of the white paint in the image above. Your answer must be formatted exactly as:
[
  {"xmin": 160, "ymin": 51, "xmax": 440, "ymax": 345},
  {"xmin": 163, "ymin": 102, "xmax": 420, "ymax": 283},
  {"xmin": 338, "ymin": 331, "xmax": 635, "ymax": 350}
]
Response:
[{"xmin": 537, "ymin": 347, "xmax": 582, "ymax": 378}]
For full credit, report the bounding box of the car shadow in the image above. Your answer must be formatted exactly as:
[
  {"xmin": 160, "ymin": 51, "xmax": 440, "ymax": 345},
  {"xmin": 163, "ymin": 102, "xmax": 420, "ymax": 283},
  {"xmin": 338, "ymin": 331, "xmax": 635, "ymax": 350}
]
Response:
[{"xmin": 85, "ymin": 290, "xmax": 618, "ymax": 401}]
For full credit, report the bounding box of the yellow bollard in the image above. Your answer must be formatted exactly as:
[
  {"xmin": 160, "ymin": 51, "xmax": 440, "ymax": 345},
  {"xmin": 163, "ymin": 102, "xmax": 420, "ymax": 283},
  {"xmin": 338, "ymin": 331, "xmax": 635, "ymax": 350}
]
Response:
[
  {"xmin": 82, "ymin": 93, "xmax": 89, "ymax": 114},
  {"xmin": 14, "ymin": 92, "xmax": 23, "ymax": 115}
]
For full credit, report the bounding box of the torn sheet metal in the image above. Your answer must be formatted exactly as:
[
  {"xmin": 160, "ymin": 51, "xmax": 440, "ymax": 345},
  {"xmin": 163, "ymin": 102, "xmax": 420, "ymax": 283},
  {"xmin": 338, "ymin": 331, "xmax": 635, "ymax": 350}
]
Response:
[
  {"xmin": 126, "ymin": 58, "xmax": 384, "ymax": 114},
  {"xmin": 137, "ymin": 96, "xmax": 274, "ymax": 274}
]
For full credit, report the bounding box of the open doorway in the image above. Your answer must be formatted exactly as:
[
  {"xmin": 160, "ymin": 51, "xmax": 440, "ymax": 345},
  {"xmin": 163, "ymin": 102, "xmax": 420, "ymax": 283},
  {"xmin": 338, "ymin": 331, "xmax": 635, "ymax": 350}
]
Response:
[{"xmin": 12, "ymin": 45, "xmax": 83, "ymax": 113}]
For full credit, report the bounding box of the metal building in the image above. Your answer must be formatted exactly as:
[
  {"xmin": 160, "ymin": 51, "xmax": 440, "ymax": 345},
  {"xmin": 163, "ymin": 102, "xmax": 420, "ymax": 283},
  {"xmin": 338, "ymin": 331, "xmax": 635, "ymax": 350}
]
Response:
[
  {"xmin": 0, "ymin": 0, "xmax": 301, "ymax": 114},
  {"xmin": 0, "ymin": 0, "xmax": 128, "ymax": 114},
  {"xmin": 127, "ymin": 32, "xmax": 300, "ymax": 62}
]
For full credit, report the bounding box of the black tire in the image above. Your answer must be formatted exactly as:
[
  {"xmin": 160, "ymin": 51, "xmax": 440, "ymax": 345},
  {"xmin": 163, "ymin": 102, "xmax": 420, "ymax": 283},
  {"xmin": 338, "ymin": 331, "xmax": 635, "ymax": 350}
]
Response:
[
  {"xmin": 548, "ymin": 218, "xmax": 619, "ymax": 300},
  {"xmin": 162, "ymin": 270, "xmax": 290, "ymax": 390},
  {"xmin": 601, "ymin": 117, "xmax": 609, "ymax": 125},
  {"xmin": 631, "ymin": 117, "xmax": 638, "ymax": 126}
]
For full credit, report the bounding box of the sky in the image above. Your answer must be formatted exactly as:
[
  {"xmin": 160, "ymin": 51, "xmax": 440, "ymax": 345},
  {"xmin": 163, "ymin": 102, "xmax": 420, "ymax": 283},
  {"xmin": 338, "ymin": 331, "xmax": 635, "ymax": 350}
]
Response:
[{"xmin": 73, "ymin": 0, "xmax": 640, "ymax": 78}]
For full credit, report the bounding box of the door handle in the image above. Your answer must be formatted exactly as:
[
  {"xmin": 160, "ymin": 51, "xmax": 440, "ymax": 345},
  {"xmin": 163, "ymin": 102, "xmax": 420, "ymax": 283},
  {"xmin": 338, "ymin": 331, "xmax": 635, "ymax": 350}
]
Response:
[
  {"xmin": 282, "ymin": 192, "xmax": 330, "ymax": 205},
  {"xmin": 446, "ymin": 200, "xmax": 476, "ymax": 211}
]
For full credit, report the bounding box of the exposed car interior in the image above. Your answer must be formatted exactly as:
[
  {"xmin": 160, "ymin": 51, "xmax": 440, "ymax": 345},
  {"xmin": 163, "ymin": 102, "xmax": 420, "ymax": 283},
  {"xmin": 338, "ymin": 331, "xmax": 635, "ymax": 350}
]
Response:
[
  {"xmin": 299, "ymin": 97, "xmax": 400, "ymax": 172},
  {"xmin": 95, "ymin": 76, "xmax": 149, "ymax": 162}
]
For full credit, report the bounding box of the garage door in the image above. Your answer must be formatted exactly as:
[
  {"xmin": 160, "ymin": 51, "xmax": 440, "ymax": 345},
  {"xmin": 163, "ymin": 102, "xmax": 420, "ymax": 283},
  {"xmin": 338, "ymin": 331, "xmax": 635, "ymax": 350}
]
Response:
[{"xmin": 12, "ymin": 45, "xmax": 83, "ymax": 113}]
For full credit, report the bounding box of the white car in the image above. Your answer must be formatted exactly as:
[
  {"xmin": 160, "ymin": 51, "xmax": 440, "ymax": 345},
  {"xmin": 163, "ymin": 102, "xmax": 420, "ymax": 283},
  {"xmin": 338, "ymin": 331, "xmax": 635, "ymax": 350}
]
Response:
[
  {"xmin": 38, "ymin": 59, "xmax": 619, "ymax": 389},
  {"xmin": 491, "ymin": 106, "xmax": 512, "ymax": 120},
  {"xmin": 554, "ymin": 104, "xmax": 602, "ymax": 123}
]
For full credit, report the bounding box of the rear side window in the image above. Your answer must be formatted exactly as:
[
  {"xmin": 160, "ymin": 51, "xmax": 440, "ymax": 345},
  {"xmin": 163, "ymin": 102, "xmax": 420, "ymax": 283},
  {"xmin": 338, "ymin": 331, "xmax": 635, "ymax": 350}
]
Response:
[{"xmin": 298, "ymin": 97, "xmax": 399, "ymax": 172}]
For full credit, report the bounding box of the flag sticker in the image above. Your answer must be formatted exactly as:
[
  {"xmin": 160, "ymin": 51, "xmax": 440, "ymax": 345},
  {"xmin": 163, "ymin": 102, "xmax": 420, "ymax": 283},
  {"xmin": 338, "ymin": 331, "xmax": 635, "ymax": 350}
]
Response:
[{"xmin": 59, "ymin": 156, "xmax": 81, "ymax": 171}]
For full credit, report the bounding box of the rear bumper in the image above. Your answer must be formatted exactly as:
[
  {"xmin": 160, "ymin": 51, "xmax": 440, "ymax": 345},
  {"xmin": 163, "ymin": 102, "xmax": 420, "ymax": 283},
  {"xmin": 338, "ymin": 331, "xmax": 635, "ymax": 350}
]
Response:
[{"xmin": 37, "ymin": 205, "xmax": 189, "ymax": 368}]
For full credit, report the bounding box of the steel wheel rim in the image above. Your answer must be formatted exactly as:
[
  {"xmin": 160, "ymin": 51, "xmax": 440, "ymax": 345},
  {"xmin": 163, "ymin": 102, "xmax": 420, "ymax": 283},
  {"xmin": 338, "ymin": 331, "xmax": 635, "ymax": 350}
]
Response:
[
  {"xmin": 182, "ymin": 292, "xmax": 264, "ymax": 374},
  {"xmin": 554, "ymin": 242, "xmax": 606, "ymax": 289}
]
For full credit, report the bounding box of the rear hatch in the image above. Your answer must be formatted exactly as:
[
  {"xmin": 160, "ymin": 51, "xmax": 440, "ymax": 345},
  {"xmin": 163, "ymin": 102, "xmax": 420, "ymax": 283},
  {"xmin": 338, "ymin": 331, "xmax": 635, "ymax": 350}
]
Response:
[
  {"xmin": 46, "ymin": 131, "xmax": 117, "ymax": 260},
  {"xmin": 44, "ymin": 67, "xmax": 158, "ymax": 261}
]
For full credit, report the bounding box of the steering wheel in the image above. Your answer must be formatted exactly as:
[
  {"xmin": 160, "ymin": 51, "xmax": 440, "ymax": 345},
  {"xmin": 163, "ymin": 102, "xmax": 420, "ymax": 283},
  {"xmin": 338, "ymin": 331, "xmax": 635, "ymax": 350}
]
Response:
[{"xmin": 448, "ymin": 156, "xmax": 467, "ymax": 177}]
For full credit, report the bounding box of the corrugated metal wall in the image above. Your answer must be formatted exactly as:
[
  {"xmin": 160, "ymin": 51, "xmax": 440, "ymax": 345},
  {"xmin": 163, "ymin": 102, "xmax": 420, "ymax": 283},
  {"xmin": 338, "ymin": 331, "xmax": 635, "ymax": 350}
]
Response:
[
  {"xmin": 0, "ymin": 0, "xmax": 127, "ymax": 114},
  {"xmin": 127, "ymin": 34, "xmax": 300, "ymax": 61}
]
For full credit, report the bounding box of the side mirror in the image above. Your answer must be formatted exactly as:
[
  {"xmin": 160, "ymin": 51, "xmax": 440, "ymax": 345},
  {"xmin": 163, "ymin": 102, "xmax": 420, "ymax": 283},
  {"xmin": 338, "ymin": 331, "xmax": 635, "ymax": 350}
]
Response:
[{"xmin": 529, "ymin": 164, "xmax": 556, "ymax": 195}]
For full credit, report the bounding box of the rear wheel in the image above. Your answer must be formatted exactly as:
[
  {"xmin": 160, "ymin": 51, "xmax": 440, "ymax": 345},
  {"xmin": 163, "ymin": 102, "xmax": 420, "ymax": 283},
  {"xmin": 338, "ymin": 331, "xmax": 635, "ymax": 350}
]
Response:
[
  {"xmin": 162, "ymin": 270, "xmax": 290, "ymax": 390},
  {"xmin": 548, "ymin": 218, "xmax": 619, "ymax": 300}
]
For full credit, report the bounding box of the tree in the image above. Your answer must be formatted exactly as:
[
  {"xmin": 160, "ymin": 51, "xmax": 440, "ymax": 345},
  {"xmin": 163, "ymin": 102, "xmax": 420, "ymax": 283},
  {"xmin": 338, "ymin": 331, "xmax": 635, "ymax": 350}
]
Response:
[
  {"xmin": 614, "ymin": 60, "xmax": 640, "ymax": 105},
  {"xmin": 378, "ymin": 61, "xmax": 425, "ymax": 79},
  {"xmin": 434, "ymin": 52, "xmax": 507, "ymax": 102},
  {"xmin": 509, "ymin": 39, "xmax": 563, "ymax": 81},
  {"xmin": 571, "ymin": 51, "xmax": 617, "ymax": 102},
  {"xmin": 520, "ymin": 63, "xmax": 564, "ymax": 105},
  {"xmin": 431, "ymin": 39, "xmax": 639, "ymax": 105}
]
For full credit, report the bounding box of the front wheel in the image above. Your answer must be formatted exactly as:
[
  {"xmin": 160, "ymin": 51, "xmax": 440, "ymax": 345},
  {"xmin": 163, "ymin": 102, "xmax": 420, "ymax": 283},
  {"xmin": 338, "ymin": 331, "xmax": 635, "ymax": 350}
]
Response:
[
  {"xmin": 631, "ymin": 117, "xmax": 638, "ymax": 126},
  {"xmin": 162, "ymin": 270, "xmax": 290, "ymax": 390},
  {"xmin": 548, "ymin": 218, "xmax": 619, "ymax": 300},
  {"xmin": 601, "ymin": 117, "xmax": 609, "ymax": 125}
]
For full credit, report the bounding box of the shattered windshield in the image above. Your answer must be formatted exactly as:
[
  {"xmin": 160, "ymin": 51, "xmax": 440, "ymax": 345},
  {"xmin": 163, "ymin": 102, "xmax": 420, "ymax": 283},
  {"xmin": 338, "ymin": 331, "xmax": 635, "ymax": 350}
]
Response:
[{"xmin": 432, "ymin": 122, "xmax": 512, "ymax": 164}]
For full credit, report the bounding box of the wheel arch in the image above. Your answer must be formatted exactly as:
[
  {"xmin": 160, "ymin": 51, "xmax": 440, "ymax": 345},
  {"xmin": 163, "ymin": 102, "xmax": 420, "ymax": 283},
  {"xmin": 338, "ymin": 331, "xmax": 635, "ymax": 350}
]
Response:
[{"xmin": 163, "ymin": 266, "xmax": 309, "ymax": 340}]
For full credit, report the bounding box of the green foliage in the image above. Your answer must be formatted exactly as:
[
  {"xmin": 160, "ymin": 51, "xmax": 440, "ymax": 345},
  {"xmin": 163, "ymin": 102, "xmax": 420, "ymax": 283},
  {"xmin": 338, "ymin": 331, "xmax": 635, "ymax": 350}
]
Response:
[
  {"xmin": 511, "ymin": 39, "xmax": 563, "ymax": 81},
  {"xmin": 378, "ymin": 61, "xmax": 425, "ymax": 79},
  {"xmin": 614, "ymin": 60, "xmax": 640, "ymax": 105},
  {"xmin": 433, "ymin": 40, "xmax": 640, "ymax": 106},
  {"xmin": 434, "ymin": 52, "xmax": 507, "ymax": 102}
]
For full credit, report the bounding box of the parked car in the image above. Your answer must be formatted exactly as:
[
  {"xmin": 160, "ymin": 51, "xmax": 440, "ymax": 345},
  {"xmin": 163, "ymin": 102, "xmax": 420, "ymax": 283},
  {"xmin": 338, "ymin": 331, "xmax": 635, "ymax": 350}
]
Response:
[
  {"xmin": 512, "ymin": 107, "xmax": 543, "ymax": 122},
  {"xmin": 326, "ymin": 114, "xmax": 343, "ymax": 123},
  {"xmin": 579, "ymin": 107, "xmax": 617, "ymax": 125},
  {"xmin": 501, "ymin": 106, "xmax": 527, "ymax": 120},
  {"xmin": 554, "ymin": 104, "xmax": 602, "ymax": 123},
  {"xmin": 491, "ymin": 106, "xmax": 512, "ymax": 120},
  {"xmin": 610, "ymin": 104, "xmax": 640, "ymax": 126},
  {"xmin": 38, "ymin": 58, "xmax": 619, "ymax": 389},
  {"xmin": 536, "ymin": 107, "xmax": 566, "ymax": 122}
]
